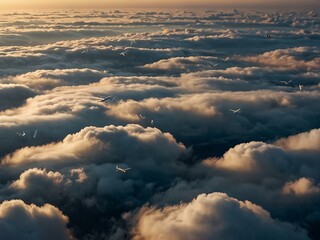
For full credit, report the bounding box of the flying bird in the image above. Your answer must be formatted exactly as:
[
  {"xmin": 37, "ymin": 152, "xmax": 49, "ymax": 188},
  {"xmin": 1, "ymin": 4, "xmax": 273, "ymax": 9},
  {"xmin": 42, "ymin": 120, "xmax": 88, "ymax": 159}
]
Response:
[
  {"xmin": 100, "ymin": 96, "xmax": 113, "ymax": 102},
  {"xmin": 210, "ymin": 62, "xmax": 218, "ymax": 67},
  {"xmin": 265, "ymin": 34, "xmax": 271, "ymax": 39},
  {"xmin": 299, "ymin": 85, "xmax": 303, "ymax": 91},
  {"xmin": 130, "ymin": 40, "xmax": 136, "ymax": 46},
  {"xmin": 223, "ymin": 57, "xmax": 230, "ymax": 61},
  {"xmin": 16, "ymin": 132, "xmax": 26, "ymax": 137},
  {"xmin": 280, "ymin": 80, "xmax": 292, "ymax": 85},
  {"xmin": 139, "ymin": 114, "xmax": 146, "ymax": 119},
  {"xmin": 120, "ymin": 51, "xmax": 127, "ymax": 56},
  {"xmin": 229, "ymin": 108, "xmax": 241, "ymax": 113},
  {"xmin": 33, "ymin": 130, "xmax": 38, "ymax": 139},
  {"xmin": 116, "ymin": 165, "xmax": 131, "ymax": 173}
]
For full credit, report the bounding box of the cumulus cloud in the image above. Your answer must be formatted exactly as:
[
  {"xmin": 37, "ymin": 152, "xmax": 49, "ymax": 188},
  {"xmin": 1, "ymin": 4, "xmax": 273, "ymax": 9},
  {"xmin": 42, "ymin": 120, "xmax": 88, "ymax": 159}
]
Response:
[
  {"xmin": 240, "ymin": 47, "xmax": 320, "ymax": 71},
  {"xmin": 142, "ymin": 56, "xmax": 216, "ymax": 74},
  {"xmin": 0, "ymin": 200, "xmax": 74, "ymax": 240},
  {"xmin": 70, "ymin": 168, "xmax": 88, "ymax": 183},
  {"xmin": 132, "ymin": 192, "xmax": 309, "ymax": 240},
  {"xmin": 204, "ymin": 141, "xmax": 288, "ymax": 174},
  {"xmin": 282, "ymin": 178, "xmax": 320, "ymax": 196},
  {"xmin": 10, "ymin": 168, "xmax": 64, "ymax": 190},
  {"xmin": 0, "ymin": 84, "xmax": 35, "ymax": 111},
  {"xmin": 275, "ymin": 128, "xmax": 320, "ymax": 151},
  {"xmin": 0, "ymin": 124, "xmax": 189, "ymax": 239},
  {"xmin": 146, "ymin": 129, "xmax": 320, "ymax": 236},
  {"xmin": 4, "ymin": 68, "xmax": 109, "ymax": 91},
  {"xmin": 2, "ymin": 124, "xmax": 187, "ymax": 169},
  {"xmin": 202, "ymin": 128, "xmax": 320, "ymax": 181},
  {"xmin": 105, "ymin": 90, "xmax": 320, "ymax": 157}
]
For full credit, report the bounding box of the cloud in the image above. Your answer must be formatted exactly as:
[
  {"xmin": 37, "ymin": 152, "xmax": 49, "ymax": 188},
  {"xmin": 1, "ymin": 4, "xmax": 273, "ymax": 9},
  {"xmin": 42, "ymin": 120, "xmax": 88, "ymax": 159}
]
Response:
[
  {"xmin": 142, "ymin": 56, "xmax": 215, "ymax": 74},
  {"xmin": 70, "ymin": 168, "xmax": 88, "ymax": 183},
  {"xmin": 132, "ymin": 192, "xmax": 309, "ymax": 240},
  {"xmin": 204, "ymin": 141, "xmax": 288, "ymax": 173},
  {"xmin": 10, "ymin": 168, "xmax": 64, "ymax": 190},
  {"xmin": 0, "ymin": 200, "xmax": 74, "ymax": 240},
  {"xmin": 240, "ymin": 47, "xmax": 320, "ymax": 71},
  {"xmin": 0, "ymin": 8, "xmax": 319, "ymax": 240},
  {"xmin": 0, "ymin": 124, "xmax": 189, "ymax": 238},
  {"xmin": 2, "ymin": 124, "xmax": 187, "ymax": 169},
  {"xmin": 148, "ymin": 129, "xmax": 320, "ymax": 236},
  {"xmin": 4, "ymin": 68, "xmax": 109, "ymax": 91},
  {"xmin": 275, "ymin": 128, "xmax": 320, "ymax": 151},
  {"xmin": 0, "ymin": 84, "xmax": 36, "ymax": 111},
  {"xmin": 105, "ymin": 90, "xmax": 320, "ymax": 157},
  {"xmin": 203, "ymin": 128, "xmax": 320, "ymax": 180},
  {"xmin": 282, "ymin": 178, "xmax": 320, "ymax": 196}
]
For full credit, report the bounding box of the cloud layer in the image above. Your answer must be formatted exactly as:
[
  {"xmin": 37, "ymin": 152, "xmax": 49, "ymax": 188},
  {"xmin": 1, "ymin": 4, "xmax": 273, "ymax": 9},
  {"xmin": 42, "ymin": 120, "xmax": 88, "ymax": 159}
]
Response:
[{"xmin": 0, "ymin": 8, "xmax": 319, "ymax": 240}]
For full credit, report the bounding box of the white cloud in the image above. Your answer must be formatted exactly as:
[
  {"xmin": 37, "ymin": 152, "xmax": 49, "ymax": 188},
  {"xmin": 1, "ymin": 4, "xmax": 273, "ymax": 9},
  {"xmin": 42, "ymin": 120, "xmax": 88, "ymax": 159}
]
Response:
[
  {"xmin": 275, "ymin": 128, "xmax": 320, "ymax": 151},
  {"xmin": 10, "ymin": 168, "xmax": 64, "ymax": 190},
  {"xmin": 240, "ymin": 47, "xmax": 320, "ymax": 71},
  {"xmin": 132, "ymin": 192, "xmax": 309, "ymax": 240},
  {"xmin": 0, "ymin": 200, "xmax": 74, "ymax": 240},
  {"xmin": 2, "ymin": 124, "xmax": 187, "ymax": 171},
  {"xmin": 283, "ymin": 178, "xmax": 320, "ymax": 196}
]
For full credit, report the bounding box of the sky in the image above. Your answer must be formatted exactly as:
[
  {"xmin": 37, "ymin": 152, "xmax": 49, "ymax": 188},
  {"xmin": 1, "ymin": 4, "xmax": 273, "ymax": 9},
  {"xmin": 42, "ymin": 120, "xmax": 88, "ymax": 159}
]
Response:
[
  {"xmin": 0, "ymin": 0, "xmax": 320, "ymax": 9},
  {"xmin": 0, "ymin": 6, "xmax": 320, "ymax": 240}
]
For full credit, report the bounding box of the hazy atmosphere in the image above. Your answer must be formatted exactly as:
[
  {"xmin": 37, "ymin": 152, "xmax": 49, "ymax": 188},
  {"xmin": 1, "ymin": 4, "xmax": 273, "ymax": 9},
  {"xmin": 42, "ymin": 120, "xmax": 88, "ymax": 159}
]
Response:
[
  {"xmin": 0, "ymin": 2, "xmax": 319, "ymax": 240},
  {"xmin": 0, "ymin": 0, "xmax": 320, "ymax": 9}
]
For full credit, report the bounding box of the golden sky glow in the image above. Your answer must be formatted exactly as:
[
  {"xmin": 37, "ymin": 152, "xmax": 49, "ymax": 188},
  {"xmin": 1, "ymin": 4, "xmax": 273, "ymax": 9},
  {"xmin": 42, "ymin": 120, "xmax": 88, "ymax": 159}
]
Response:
[{"xmin": 0, "ymin": 0, "xmax": 319, "ymax": 9}]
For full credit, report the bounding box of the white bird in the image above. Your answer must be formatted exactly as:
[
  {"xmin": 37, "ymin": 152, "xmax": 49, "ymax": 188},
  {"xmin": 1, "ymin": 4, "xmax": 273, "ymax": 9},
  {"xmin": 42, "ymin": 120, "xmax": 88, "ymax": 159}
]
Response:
[
  {"xmin": 16, "ymin": 132, "xmax": 26, "ymax": 137},
  {"xmin": 280, "ymin": 80, "xmax": 292, "ymax": 85},
  {"xmin": 100, "ymin": 96, "xmax": 113, "ymax": 102},
  {"xmin": 210, "ymin": 62, "xmax": 218, "ymax": 67},
  {"xmin": 33, "ymin": 130, "xmax": 38, "ymax": 139},
  {"xmin": 229, "ymin": 108, "xmax": 241, "ymax": 113},
  {"xmin": 223, "ymin": 57, "xmax": 230, "ymax": 61},
  {"xmin": 116, "ymin": 165, "xmax": 131, "ymax": 173},
  {"xmin": 120, "ymin": 51, "xmax": 127, "ymax": 56},
  {"xmin": 299, "ymin": 85, "xmax": 303, "ymax": 91},
  {"xmin": 151, "ymin": 119, "xmax": 154, "ymax": 125},
  {"xmin": 139, "ymin": 114, "xmax": 146, "ymax": 119},
  {"xmin": 130, "ymin": 40, "xmax": 136, "ymax": 46}
]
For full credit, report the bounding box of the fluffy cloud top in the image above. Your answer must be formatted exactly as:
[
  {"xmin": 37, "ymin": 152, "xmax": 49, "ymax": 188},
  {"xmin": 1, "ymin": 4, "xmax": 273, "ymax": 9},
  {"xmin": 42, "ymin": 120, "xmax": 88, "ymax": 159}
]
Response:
[
  {"xmin": 5, "ymin": 68, "xmax": 108, "ymax": 91},
  {"xmin": 10, "ymin": 168, "xmax": 64, "ymax": 190},
  {"xmin": 282, "ymin": 178, "xmax": 320, "ymax": 196},
  {"xmin": 0, "ymin": 84, "xmax": 35, "ymax": 111},
  {"xmin": 132, "ymin": 192, "xmax": 309, "ymax": 240},
  {"xmin": 204, "ymin": 141, "xmax": 288, "ymax": 174},
  {"xmin": 2, "ymin": 124, "xmax": 187, "ymax": 173},
  {"xmin": 241, "ymin": 47, "xmax": 320, "ymax": 71},
  {"xmin": 0, "ymin": 200, "xmax": 74, "ymax": 240},
  {"xmin": 275, "ymin": 129, "xmax": 320, "ymax": 151}
]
